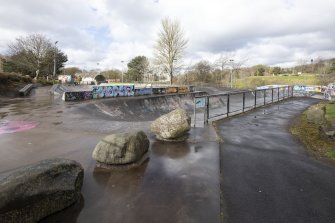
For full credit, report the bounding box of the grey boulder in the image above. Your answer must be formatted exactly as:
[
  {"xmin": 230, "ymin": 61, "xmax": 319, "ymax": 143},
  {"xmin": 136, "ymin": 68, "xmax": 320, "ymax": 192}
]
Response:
[
  {"xmin": 0, "ymin": 158, "xmax": 84, "ymax": 223},
  {"xmin": 92, "ymin": 131, "xmax": 149, "ymax": 167},
  {"xmin": 151, "ymin": 108, "xmax": 191, "ymax": 140}
]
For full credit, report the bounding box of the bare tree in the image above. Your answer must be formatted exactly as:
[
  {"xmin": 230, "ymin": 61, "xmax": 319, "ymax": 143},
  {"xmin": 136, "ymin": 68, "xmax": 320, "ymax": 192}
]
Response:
[
  {"xmin": 154, "ymin": 17, "xmax": 188, "ymax": 85},
  {"xmin": 7, "ymin": 34, "xmax": 67, "ymax": 78}
]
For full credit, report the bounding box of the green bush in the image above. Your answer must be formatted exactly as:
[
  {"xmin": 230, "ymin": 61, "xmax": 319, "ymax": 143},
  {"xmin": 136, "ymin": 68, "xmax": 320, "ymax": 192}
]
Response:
[{"xmin": 37, "ymin": 79, "xmax": 54, "ymax": 86}]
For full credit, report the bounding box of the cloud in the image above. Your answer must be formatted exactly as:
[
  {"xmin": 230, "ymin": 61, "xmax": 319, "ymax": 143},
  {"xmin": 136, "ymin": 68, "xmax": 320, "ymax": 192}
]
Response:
[{"xmin": 0, "ymin": 0, "xmax": 334, "ymax": 69}]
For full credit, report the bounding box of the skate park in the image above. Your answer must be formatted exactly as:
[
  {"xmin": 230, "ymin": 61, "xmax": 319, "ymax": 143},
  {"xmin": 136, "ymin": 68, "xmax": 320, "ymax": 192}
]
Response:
[{"xmin": 1, "ymin": 83, "xmax": 335, "ymax": 223}]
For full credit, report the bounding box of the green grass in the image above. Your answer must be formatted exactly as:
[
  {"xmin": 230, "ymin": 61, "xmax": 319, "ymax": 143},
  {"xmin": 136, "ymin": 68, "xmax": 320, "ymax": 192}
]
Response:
[
  {"xmin": 325, "ymin": 104, "xmax": 335, "ymax": 121},
  {"xmin": 290, "ymin": 104, "xmax": 335, "ymax": 161},
  {"xmin": 235, "ymin": 75, "xmax": 320, "ymax": 89}
]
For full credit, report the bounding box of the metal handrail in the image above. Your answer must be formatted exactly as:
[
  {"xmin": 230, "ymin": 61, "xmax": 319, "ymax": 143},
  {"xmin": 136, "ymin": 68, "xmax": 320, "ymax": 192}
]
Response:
[{"xmin": 193, "ymin": 86, "xmax": 294, "ymax": 125}]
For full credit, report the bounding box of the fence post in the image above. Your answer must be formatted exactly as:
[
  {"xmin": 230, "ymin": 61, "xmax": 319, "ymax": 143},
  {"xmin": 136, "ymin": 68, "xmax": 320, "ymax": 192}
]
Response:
[
  {"xmin": 277, "ymin": 87, "xmax": 280, "ymax": 101},
  {"xmin": 206, "ymin": 96, "xmax": 209, "ymax": 124},
  {"xmin": 242, "ymin": 92, "xmax": 245, "ymax": 112},
  {"xmin": 193, "ymin": 97, "xmax": 196, "ymax": 127},
  {"xmin": 263, "ymin": 89, "xmax": 266, "ymax": 105},
  {"xmin": 227, "ymin": 94, "xmax": 230, "ymax": 117},
  {"xmin": 254, "ymin": 90, "xmax": 257, "ymax": 108},
  {"xmin": 271, "ymin": 88, "xmax": 274, "ymax": 103}
]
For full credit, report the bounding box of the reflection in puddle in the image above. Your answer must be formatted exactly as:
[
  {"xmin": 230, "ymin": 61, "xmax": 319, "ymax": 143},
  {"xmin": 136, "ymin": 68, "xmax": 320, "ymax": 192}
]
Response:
[
  {"xmin": 151, "ymin": 141, "xmax": 191, "ymax": 159},
  {"xmin": 92, "ymin": 161, "xmax": 148, "ymax": 194},
  {"xmin": 40, "ymin": 194, "xmax": 85, "ymax": 223}
]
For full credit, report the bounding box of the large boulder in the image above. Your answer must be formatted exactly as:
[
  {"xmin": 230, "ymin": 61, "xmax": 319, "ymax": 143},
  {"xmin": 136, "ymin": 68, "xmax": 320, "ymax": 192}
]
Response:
[
  {"xmin": 305, "ymin": 104, "xmax": 326, "ymax": 125},
  {"xmin": 151, "ymin": 108, "xmax": 191, "ymax": 140},
  {"xmin": 0, "ymin": 158, "xmax": 84, "ymax": 223},
  {"xmin": 92, "ymin": 131, "xmax": 149, "ymax": 168}
]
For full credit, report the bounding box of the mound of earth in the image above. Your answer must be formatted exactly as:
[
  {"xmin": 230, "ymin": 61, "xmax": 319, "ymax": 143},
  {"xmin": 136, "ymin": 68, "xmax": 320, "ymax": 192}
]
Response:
[{"xmin": 0, "ymin": 72, "xmax": 32, "ymax": 97}]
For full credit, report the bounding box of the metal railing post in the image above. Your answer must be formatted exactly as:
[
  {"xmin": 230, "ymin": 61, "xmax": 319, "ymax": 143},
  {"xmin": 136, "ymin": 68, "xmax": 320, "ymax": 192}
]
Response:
[
  {"xmin": 242, "ymin": 92, "xmax": 245, "ymax": 112},
  {"xmin": 263, "ymin": 89, "xmax": 266, "ymax": 105},
  {"xmin": 277, "ymin": 87, "xmax": 280, "ymax": 101},
  {"xmin": 254, "ymin": 90, "xmax": 257, "ymax": 108},
  {"xmin": 271, "ymin": 88, "xmax": 274, "ymax": 103},
  {"xmin": 206, "ymin": 96, "xmax": 209, "ymax": 124},
  {"xmin": 227, "ymin": 94, "xmax": 230, "ymax": 117}
]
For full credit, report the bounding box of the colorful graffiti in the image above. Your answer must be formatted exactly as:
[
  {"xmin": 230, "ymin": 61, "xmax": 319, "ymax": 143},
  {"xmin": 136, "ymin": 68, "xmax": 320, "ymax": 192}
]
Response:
[
  {"xmin": 166, "ymin": 87, "xmax": 178, "ymax": 94},
  {"xmin": 0, "ymin": 120, "xmax": 38, "ymax": 135},
  {"xmin": 152, "ymin": 88, "xmax": 166, "ymax": 94},
  {"xmin": 92, "ymin": 85, "xmax": 135, "ymax": 99},
  {"xmin": 62, "ymin": 85, "xmax": 193, "ymax": 101},
  {"xmin": 135, "ymin": 88, "xmax": 153, "ymax": 96},
  {"xmin": 63, "ymin": 91, "xmax": 93, "ymax": 101},
  {"xmin": 177, "ymin": 86, "xmax": 190, "ymax": 93},
  {"xmin": 293, "ymin": 85, "xmax": 322, "ymax": 93}
]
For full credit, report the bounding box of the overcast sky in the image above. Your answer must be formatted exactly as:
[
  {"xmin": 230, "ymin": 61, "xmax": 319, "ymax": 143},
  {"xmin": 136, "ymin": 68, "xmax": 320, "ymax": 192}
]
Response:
[{"xmin": 0, "ymin": 0, "xmax": 334, "ymax": 70}]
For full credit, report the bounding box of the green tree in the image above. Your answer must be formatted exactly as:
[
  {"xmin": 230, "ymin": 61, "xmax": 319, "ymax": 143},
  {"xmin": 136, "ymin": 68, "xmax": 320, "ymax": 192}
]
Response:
[
  {"xmin": 154, "ymin": 17, "xmax": 188, "ymax": 85},
  {"xmin": 126, "ymin": 56, "xmax": 149, "ymax": 82},
  {"xmin": 62, "ymin": 67, "xmax": 82, "ymax": 76},
  {"xmin": 100, "ymin": 69, "xmax": 122, "ymax": 80},
  {"xmin": 253, "ymin": 65, "xmax": 266, "ymax": 76},
  {"xmin": 272, "ymin": 66, "xmax": 282, "ymax": 75},
  {"xmin": 6, "ymin": 34, "xmax": 67, "ymax": 78}
]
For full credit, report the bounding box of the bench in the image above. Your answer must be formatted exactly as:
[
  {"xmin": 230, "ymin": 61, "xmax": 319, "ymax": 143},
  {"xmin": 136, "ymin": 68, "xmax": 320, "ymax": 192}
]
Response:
[{"xmin": 19, "ymin": 84, "xmax": 34, "ymax": 96}]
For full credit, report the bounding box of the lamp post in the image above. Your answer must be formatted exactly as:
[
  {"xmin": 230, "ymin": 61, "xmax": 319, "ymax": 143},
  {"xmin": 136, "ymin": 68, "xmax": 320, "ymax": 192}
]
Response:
[
  {"xmin": 53, "ymin": 41, "xmax": 58, "ymax": 78},
  {"xmin": 229, "ymin": 59, "xmax": 234, "ymax": 88},
  {"xmin": 121, "ymin": 60, "xmax": 125, "ymax": 83}
]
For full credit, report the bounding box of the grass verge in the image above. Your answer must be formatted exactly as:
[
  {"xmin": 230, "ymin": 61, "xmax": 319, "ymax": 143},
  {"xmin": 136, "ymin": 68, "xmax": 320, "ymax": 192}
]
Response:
[
  {"xmin": 235, "ymin": 75, "xmax": 319, "ymax": 89},
  {"xmin": 290, "ymin": 106, "xmax": 335, "ymax": 161}
]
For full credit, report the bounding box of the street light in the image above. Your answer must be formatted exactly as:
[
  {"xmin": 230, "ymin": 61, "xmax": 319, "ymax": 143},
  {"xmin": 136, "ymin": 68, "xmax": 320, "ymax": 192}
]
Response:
[
  {"xmin": 229, "ymin": 59, "xmax": 234, "ymax": 88},
  {"xmin": 121, "ymin": 60, "xmax": 125, "ymax": 83},
  {"xmin": 53, "ymin": 41, "xmax": 58, "ymax": 77}
]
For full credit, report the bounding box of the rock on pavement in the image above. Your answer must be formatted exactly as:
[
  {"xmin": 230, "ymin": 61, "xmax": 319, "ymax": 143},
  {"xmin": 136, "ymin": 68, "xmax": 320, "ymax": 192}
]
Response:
[
  {"xmin": 151, "ymin": 108, "xmax": 191, "ymax": 140},
  {"xmin": 92, "ymin": 131, "xmax": 149, "ymax": 167},
  {"xmin": 0, "ymin": 158, "xmax": 84, "ymax": 223}
]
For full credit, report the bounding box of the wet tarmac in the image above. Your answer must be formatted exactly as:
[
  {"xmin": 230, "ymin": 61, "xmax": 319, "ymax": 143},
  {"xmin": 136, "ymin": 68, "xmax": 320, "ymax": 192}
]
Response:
[
  {"xmin": 0, "ymin": 87, "xmax": 220, "ymax": 223},
  {"xmin": 216, "ymin": 98, "xmax": 335, "ymax": 223}
]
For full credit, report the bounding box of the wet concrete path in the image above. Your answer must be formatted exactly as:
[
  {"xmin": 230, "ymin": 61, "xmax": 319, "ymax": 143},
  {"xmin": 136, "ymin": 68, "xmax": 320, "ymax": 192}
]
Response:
[
  {"xmin": 0, "ymin": 87, "xmax": 220, "ymax": 223},
  {"xmin": 216, "ymin": 98, "xmax": 335, "ymax": 223}
]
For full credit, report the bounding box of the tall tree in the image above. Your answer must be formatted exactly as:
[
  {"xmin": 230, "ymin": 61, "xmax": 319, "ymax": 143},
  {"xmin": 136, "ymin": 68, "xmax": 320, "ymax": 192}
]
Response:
[
  {"xmin": 6, "ymin": 34, "xmax": 67, "ymax": 78},
  {"xmin": 126, "ymin": 56, "xmax": 149, "ymax": 82},
  {"xmin": 100, "ymin": 69, "xmax": 122, "ymax": 80},
  {"xmin": 154, "ymin": 17, "xmax": 188, "ymax": 85},
  {"xmin": 193, "ymin": 60, "xmax": 212, "ymax": 83}
]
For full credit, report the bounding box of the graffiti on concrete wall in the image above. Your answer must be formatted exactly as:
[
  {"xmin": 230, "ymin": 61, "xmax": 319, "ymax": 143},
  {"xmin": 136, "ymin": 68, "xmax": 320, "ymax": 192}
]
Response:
[
  {"xmin": 166, "ymin": 87, "xmax": 178, "ymax": 94},
  {"xmin": 63, "ymin": 91, "xmax": 93, "ymax": 101},
  {"xmin": 152, "ymin": 88, "xmax": 166, "ymax": 94},
  {"xmin": 62, "ymin": 85, "xmax": 194, "ymax": 101},
  {"xmin": 177, "ymin": 86, "xmax": 190, "ymax": 93},
  {"xmin": 293, "ymin": 85, "xmax": 322, "ymax": 93},
  {"xmin": 92, "ymin": 85, "xmax": 135, "ymax": 99},
  {"xmin": 135, "ymin": 88, "xmax": 153, "ymax": 96}
]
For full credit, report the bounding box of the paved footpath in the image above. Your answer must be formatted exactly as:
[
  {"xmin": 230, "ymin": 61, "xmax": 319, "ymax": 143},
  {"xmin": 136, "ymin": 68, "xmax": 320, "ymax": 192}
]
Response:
[{"xmin": 216, "ymin": 98, "xmax": 335, "ymax": 223}]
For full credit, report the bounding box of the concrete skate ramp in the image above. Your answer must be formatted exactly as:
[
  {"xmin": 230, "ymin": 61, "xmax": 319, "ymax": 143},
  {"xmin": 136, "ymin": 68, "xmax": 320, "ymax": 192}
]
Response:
[{"xmin": 77, "ymin": 92, "xmax": 207, "ymax": 122}]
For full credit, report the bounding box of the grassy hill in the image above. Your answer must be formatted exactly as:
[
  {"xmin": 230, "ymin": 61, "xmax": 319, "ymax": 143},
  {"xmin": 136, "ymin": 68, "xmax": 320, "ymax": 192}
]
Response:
[{"xmin": 234, "ymin": 75, "xmax": 320, "ymax": 89}]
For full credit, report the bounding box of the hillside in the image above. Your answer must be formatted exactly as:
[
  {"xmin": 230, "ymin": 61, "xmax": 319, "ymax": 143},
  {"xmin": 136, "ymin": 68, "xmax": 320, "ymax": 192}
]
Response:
[
  {"xmin": 234, "ymin": 75, "xmax": 320, "ymax": 89},
  {"xmin": 0, "ymin": 72, "xmax": 32, "ymax": 97}
]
